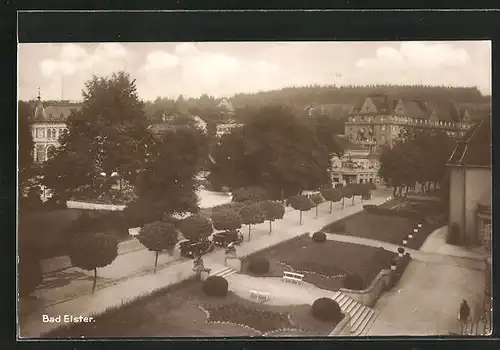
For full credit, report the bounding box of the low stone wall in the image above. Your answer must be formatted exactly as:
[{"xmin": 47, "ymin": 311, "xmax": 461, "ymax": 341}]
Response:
[
  {"xmin": 340, "ymin": 269, "xmax": 392, "ymax": 307},
  {"xmin": 66, "ymin": 200, "xmax": 126, "ymax": 211},
  {"xmin": 329, "ymin": 312, "xmax": 351, "ymax": 336},
  {"xmin": 340, "ymin": 253, "xmax": 412, "ymax": 307}
]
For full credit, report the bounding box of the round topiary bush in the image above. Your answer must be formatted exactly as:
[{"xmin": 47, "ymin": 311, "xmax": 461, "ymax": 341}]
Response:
[
  {"xmin": 343, "ymin": 273, "xmax": 365, "ymax": 290},
  {"xmin": 397, "ymin": 247, "xmax": 405, "ymax": 255},
  {"xmin": 248, "ymin": 257, "xmax": 270, "ymax": 275},
  {"xmin": 202, "ymin": 276, "xmax": 229, "ymax": 297},
  {"xmin": 312, "ymin": 297, "xmax": 342, "ymax": 322},
  {"xmin": 312, "ymin": 231, "xmax": 326, "ymax": 243}
]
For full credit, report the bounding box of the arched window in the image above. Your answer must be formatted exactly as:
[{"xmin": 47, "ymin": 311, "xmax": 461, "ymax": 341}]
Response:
[
  {"xmin": 52, "ymin": 128, "xmax": 57, "ymax": 139},
  {"xmin": 46, "ymin": 145, "xmax": 56, "ymax": 160},
  {"xmin": 47, "ymin": 129, "xmax": 52, "ymax": 139},
  {"xmin": 36, "ymin": 145, "xmax": 45, "ymax": 162}
]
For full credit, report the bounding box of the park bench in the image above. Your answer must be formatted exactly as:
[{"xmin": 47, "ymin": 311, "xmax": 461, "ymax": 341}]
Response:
[
  {"xmin": 283, "ymin": 271, "xmax": 304, "ymax": 284},
  {"xmin": 249, "ymin": 289, "xmax": 271, "ymax": 303}
]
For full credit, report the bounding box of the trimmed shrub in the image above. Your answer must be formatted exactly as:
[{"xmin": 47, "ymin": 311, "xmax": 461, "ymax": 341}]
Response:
[
  {"xmin": 248, "ymin": 257, "xmax": 270, "ymax": 275},
  {"xmin": 397, "ymin": 247, "xmax": 405, "ymax": 255},
  {"xmin": 312, "ymin": 231, "xmax": 326, "ymax": 243},
  {"xmin": 363, "ymin": 204, "xmax": 378, "ymax": 212},
  {"xmin": 387, "ymin": 254, "xmax": 411, "ymax": 290},
  {"xmin": 202, "ymin": 276, "xmax": 229, "ymax": 297},
  {"xmin": 343, "ymin": 273, "xmax": 365, "ymax": 290},
  {"xmin": 312, "ymin": 297, "xmax": 342, "ymax": 322}
]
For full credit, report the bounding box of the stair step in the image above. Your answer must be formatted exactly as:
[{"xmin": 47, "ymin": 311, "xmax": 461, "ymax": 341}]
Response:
[
  {"xmin": 338, "ymin": 295, "xmax": 352, "ymax": 309},
  {"xmin": 348, "ymin": 304, "xmax": 362, "ymax": 321},
  {"xmin": 349, "ymin": 305, "xmax": 366, "ymax": 326},
  {"xmin": 342, "ymin": 298, "xmax": 355, "ymax": 312},
  {"xmin": 345, "ymin": 300, "xmax": 359, "ymax": 314},
  {"xmin": 351, "ymin": 307, "xmax": 371, "ymax": 333},
  {"xmin": 359, "ymin": 309, "xmax": 379, "ymax": 336},
  {"xmin": 335, "ymin": 293, "xmax": 348, "ymax": 305},
  {"xmin": 352, "ymin": 309, "xmax": 375, "ymax": 335}
]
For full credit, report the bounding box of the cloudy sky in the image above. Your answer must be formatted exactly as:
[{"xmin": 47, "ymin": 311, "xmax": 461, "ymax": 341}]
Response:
[{"xmin": 18, "ymin": 41, "xmax": 491, "ymax": 101}]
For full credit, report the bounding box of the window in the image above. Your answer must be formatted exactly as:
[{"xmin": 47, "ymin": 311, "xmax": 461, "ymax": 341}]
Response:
[
  {"xmin": 47, "ymin": 129, "xmax": 52, "ymax": 139},
  {"xmin": 36, "ymin": 145, "xmax": 45, "ymax": 162},
  {"xmin": 380, "ymin": 117, "xmax": 384, "ymax": 122},
  {"xmin": 53, "ymin": 128, "xmax": 57, "ymax": 139},
  {"xmin": 36, "ymin": 128, "xmax": 44, "ymax": 138},
  {"xmin": 381, "ymin": 125, "xmax": 386, "ymax": 131}
]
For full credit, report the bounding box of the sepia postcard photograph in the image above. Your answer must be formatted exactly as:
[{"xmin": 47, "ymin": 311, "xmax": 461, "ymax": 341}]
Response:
[{"xmin": 17, "ymin": 39, "xmax": 492, "ymax": 339}]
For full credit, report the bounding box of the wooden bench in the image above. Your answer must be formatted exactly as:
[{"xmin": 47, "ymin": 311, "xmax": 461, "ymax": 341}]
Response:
[
  {"xmin": 283, "ymin": 271, "xmax": 304, "ymax": 284},
  {"xmin": 249, "ymin": 289, "xmax": 271, "ymax": 303}
]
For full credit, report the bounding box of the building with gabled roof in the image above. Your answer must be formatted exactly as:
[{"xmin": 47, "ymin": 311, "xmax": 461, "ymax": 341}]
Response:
[
  {"xmin": 330, "ymin": 134, "xmax": 381, "ymax": 186},
  {"xmin": 446, "ymin": 118, "xmax": 491, "ymax": 248},
  {"xmin": 346, "ymin": 94, "xmax": 475, "ymax": 150},
  {"xmin": 29, "ymin": 90, "xmax": 82, "ymax": 163},
  {"xmin": 216, "ymin": 98, "xmax": 235, "ymax": 118}
]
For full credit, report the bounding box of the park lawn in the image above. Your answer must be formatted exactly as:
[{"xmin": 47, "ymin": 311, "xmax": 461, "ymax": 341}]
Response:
[
  {"xmin": 241, "ymin": 235, "xmax": 396, "ymax": 291},
  {"xmin": 324, "ymin": 211, "xmax": 418, "ymax": 245},
  {"xmin": 44, "ymin": 278, "xmax": 339, "ymax": 338}
]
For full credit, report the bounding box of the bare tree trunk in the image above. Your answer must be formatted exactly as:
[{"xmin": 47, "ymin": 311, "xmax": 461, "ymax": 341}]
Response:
[
  {"xmin": 315, "ymin": 205, "xmax": 318, "ymax": 217},
  {"xmin": 269, "ymin": 220, "xmax": 272, "ymax": 234},
  {"xmin": 342, "ymin": 197, "xmax": 345, "ymax": 210},
  {"xmin": 92, "ymin": 268, "xmax": 97, "ymax": 294},
  {"xmin": 352, "ymin": 196, "xmax": 355, "ymax": 206},
  {"xmin": 299, "ymin": 211, "xmax": 303, "ymax": 225},
  {"xmin": 329, "ymin": 201, "xmax": 333, "ymax": 214},
  {"xmin": 248, "ymin": 224, "xmax": 251, "ymax": 241},
  {"xmin": 154, "ymin": 251, "xmax": 159, "ymax": 274}
]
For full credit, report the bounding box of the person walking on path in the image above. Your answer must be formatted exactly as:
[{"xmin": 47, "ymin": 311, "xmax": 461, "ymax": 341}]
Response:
[{"xmin": 459, "ymin": 299, "xmax": 470, "ymax": 334}]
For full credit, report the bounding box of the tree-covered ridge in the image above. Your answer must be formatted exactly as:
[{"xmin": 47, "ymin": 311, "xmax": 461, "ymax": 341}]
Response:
[{"xmin": 229, "ymin": 84, "xmax": 489, "ymax": 107}]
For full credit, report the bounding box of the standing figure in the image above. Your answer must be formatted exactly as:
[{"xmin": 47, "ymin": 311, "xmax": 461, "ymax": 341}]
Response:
[{"xmin": 459, "ymin": 299, "xmax": 470, "ymax": 334}]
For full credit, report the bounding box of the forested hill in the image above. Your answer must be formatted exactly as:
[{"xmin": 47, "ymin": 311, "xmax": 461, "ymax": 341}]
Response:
[{"xmin": 229, "ymin": 85, "xmax": 490, "ymax": 109}]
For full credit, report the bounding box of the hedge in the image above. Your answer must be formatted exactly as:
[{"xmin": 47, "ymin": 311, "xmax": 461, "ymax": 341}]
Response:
[
  {"xmin": 248, "ymin": 258, "xmax": 270, "ymax": 275},
  {"xmin": 387, "ymin": 253, "xmax": 411, "ymax": 290}
]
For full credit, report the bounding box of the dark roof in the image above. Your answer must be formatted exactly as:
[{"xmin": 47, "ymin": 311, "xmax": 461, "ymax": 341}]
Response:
[
  {"xmin": 32, "ymin": 102, "xmax": 82, "ymax": 122},
  {"xmin": 351, "ymin": 94, "xmax": 467, "ymax": 122},
  {"xmin": 332, "ymin": 134, "xmax": 369, "ymax": 151},
  {"xmin": 447, "ymin": 119, "xmax": 491, "ymax": 167}
]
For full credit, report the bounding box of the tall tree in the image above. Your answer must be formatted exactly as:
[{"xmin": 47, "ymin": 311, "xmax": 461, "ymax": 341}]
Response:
[
  {"xmin": 42, "ymin": 72, "xmax": 149, "ymax": 201},
  {"xmin": 138, "ymin": 221, "xmax": 178, "ymax": 274},
  {"xmin": 210, "ymin": 105, "xmax": 331, "ymax": 199},
  {"xmin": 126, "ymin": 126, "xmax": 205, "ymax": 226}
]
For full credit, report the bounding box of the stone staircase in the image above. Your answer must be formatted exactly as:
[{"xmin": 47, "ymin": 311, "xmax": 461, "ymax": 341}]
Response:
[
  {"xmin": 460, "ymin": 318, "xmax": 492, "ymax": 336},
  {"xmin": 212, "ymin": 266, "xmax": 238, "ymax": 279},
  {"xmin": 333, "ymin": 292, "xmax": 379, "ymax": 336}
]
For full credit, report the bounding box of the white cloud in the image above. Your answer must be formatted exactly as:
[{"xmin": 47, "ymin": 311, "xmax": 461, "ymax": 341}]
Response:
[
  {"xmin": 356, "ymin": 42, "xmax": 470, "ymax": 69},
  {"xmin": 136, "ymin": 43, "xmax": 281, "ymax": 99},
  {"xmin": 141, "ymin": 51, "xmax": 179, "ymax": 71},
  {"xmin": 39, "ymin": 43, "xmax": 129, "ymax": 78}
]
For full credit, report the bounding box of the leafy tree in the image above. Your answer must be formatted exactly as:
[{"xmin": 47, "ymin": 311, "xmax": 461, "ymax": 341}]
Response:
[
  {"xmin": 239, "ymin": 203, "xmax": 265, "ymax": 240},
  {"xmin": 210, "ymin": 105, "xmax": 331, "ymax": 199},
  {"xmin": 340, "ymin": 186, "xmax": 353, "ymax": 209},
  {"xmin": 310, "ymin": 193, "xmax": 324, "ymax": 218},
  {"xmin": 42, "ymin": 72, "xmax": 150, "ymax": 201},
  {"xmin": 127, "ymin": 126, "xmax": 205, "ymax": 226},
  {"xmin": 180, "ymin": 214, "xmax": 213, "ymax": 242},
  {"xmin": 321, "ymin": 187, "xmax": 342, "ymax": 214},
  {"xmin": 288, "ymin": 195, "xmax": 314, "ymax": 225},
  {"xmin": 258, "ymin": 200, "xmax": 285, "ymax": 234},
  {"xmin": 138, "ymin": 221, "xmax": 178, "ymax": 274},
  {"xmin": 232, "ymin": 186, "xmax": 268, "ymax": 203},
  {"xmin": 69, "ymin": 233, "xmax": 118, "ymax": 293},
  {"xmin": 18, "ymin": 101, "xmax": 35, "ymax": 198},
  {"xmin": 211, "ymin": 209, "xmax": 242, "ymax": 232},
  {"xmin": 212, "ymin": 202, "xmax": 245, "ymax": 215}
]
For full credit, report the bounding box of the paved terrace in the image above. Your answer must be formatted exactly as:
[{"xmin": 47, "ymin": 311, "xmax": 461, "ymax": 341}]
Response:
[{"xmin": 19, "ymin": 191, "xmax": 390, "ymax": 338}]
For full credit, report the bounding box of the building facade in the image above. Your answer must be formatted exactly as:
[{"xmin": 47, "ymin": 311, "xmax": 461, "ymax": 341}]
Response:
[
  {"xmin": 446, "ymin": 119, "xmax": 492, "ymax": 247},
  {"xmin": 345, "ymin": 94, "xmax": 475, "ymax": 151},
  {"xmin": 330, "ymin": 135, "xmax": 381, "ymax": 186},
  {"xmin": 30, "ymin": 94, "xmax": 81, "ymax": 163}
]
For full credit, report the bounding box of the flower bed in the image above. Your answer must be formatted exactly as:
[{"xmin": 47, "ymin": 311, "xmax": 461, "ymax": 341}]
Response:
[{"xmin": 42, "ymin": 278, "xmax": 340, "ymax": 337}]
